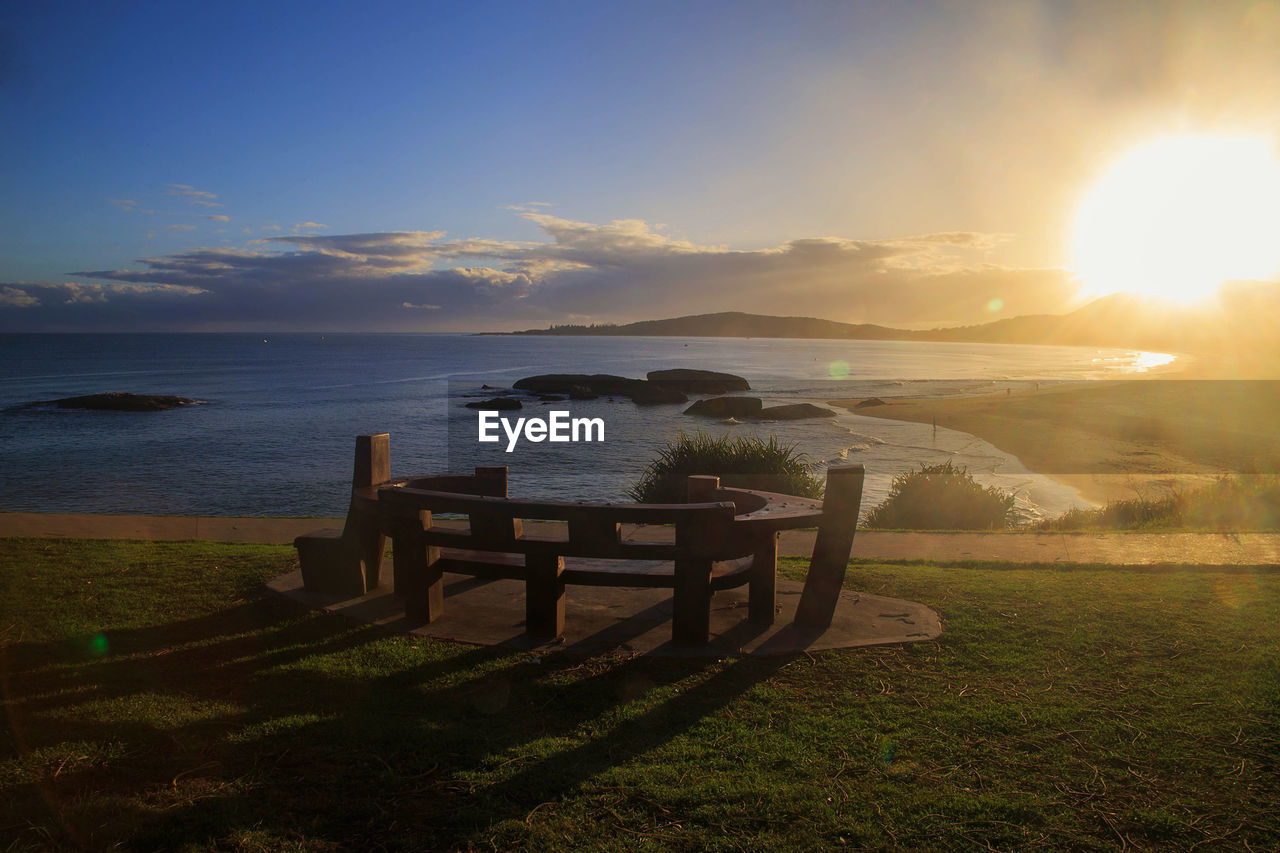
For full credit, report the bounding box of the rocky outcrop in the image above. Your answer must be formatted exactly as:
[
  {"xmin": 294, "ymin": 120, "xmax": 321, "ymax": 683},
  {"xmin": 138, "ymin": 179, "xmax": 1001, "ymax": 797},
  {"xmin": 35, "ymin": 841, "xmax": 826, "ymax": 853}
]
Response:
[
  {"xmin": 512, "ymin": 374, "xmax": 688, "ymax": 405},
  {"xmin": 513, "ymin": 374, "xmax": 637, "ymax": 395},
  {"xmin": 750, "ymin": 403, "xmax": 838, "ymax": 420},
  {"xmin": 628, "ymin": 384, "xmax": 689, "ymax": 405},
  {"xmin": 683, "ymin": 396, "xmax": 763, "ymax": 418},
  {"xmin": 20, "ymin": 392, "xmax": 202, "ymax": 412},
  {"xmin": 465, "ymin": 397, "xmax": 523, "ymax": 410},
  {"xmin": 855, "ymin": 397, "xmax": 887, "ymax": 408},
  {"xmin": 646, "ymin": 369, "xmax": 750, "ymax": 393}
]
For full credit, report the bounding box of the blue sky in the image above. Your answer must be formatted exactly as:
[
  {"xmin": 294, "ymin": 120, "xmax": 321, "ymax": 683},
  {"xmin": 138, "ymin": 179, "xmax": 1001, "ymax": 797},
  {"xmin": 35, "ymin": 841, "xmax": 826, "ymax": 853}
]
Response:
[{"xmin": 3, "ymin": 0, "xmax": 1279, "ymax": 331}]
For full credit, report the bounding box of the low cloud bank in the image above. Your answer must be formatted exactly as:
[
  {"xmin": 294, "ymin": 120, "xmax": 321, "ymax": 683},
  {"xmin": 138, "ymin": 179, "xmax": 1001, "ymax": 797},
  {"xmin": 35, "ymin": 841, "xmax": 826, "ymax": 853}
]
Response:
[{"xmin": 0, "ymin": 213, "xmax": 1078, "ymax": 331}]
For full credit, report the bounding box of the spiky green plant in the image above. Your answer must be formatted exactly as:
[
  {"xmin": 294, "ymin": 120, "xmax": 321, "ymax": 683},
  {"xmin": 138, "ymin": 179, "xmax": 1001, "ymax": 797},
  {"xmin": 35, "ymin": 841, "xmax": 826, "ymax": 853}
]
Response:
[
  {"xmin": 628, "ymin": 431, "xmax": 823, "ymax": 503},
  {"xmin": 864, "ymin": 460, "xmax": 1015, "ymax": 530}
]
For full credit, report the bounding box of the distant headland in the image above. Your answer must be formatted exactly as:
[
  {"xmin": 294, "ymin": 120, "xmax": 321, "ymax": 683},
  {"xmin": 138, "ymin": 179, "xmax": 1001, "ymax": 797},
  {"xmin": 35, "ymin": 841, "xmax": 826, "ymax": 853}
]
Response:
[{"xmin": 488, "ymin": 288, "xmax": 1280, "ymax": 361}]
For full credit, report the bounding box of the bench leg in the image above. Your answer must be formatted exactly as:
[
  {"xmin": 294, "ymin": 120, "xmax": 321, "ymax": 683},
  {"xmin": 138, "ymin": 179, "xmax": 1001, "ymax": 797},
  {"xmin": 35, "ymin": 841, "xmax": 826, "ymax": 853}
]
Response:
[
  {"xmin": 391, "ymin": 514, "xmax": 444, "ymax": 623},
  {"xmin": 356, "ymin": 525, "xmax": 386, "ymax": 591},
  {"xmin": 673, "ymin": 558, "xmax": 713, "ymax": 646},
  {"xmin": 525, "ymin": 554, "xmax": 565, "ymax": 639},
  {"xmin": 748, "ymin": 532, "xmax": 778, "ymax": 625}
]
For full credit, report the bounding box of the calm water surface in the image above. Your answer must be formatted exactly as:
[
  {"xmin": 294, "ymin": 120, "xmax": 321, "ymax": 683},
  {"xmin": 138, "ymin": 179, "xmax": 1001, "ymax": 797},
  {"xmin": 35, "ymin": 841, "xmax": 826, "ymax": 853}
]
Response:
[{"xmin": 0, "ymin": 334, "xmax": 1173, "ymax": 520}]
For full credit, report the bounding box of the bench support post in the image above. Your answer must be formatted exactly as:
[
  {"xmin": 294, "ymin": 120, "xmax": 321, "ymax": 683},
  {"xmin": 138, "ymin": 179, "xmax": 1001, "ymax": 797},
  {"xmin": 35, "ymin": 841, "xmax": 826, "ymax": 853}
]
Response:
[
  {"xmin": 352, "ymin": 433, "xmax": 391, "ymax": 589},
  {"xmin": 672, "ymin": 558, "xmax": 713, "ymax": 645},
  {"xmin": 392, "ymin": 511, "xmax": 444, "ymax": 623},
  {"xmin": 795, "ymin": 464, "xmax": 865, "ymax": 631},
  {"xmin": 748, "ymin": 531, "xmax": 779, "ymax": 625},
  {"xmin": 525, "ymin": 554, "xmax": 565, "ymax": 639}
]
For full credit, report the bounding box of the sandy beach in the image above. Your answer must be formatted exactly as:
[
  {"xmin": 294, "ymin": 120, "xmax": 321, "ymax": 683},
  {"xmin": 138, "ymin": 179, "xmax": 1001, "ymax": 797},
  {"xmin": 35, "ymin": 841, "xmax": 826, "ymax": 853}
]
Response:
[{"xmin": 831, "ymin": 374, "xmax": 1280, "ymax": 505}]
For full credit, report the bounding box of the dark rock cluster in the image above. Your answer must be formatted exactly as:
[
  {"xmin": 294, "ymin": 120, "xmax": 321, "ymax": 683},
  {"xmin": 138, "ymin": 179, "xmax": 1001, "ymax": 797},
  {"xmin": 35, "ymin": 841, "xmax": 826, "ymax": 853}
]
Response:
[
  {"xmin": 17, "ymin": 392, "xmax": 202, "ymax": 412},
  {"xmin": 510, "ymin": 369, "xmax": 750, "ymax": 407},
  {"xmin": 683, "ymin": 397, "xmax": 837, "ymax": 420}
]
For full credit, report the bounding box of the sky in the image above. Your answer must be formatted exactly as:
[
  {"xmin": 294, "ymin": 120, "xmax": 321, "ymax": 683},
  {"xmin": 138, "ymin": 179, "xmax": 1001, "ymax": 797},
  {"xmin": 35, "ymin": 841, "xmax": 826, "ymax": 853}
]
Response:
[{"xmin": 3, "ymin": 0, "xmax": 1280, "ymax": 332}]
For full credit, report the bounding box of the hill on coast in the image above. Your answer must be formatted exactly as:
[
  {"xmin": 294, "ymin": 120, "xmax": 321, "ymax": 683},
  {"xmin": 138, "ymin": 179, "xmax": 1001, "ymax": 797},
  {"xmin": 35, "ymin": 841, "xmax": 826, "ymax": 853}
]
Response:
[{"xmin": 504, "ymin": 283, "xmax": 1280, "ymax": 365}]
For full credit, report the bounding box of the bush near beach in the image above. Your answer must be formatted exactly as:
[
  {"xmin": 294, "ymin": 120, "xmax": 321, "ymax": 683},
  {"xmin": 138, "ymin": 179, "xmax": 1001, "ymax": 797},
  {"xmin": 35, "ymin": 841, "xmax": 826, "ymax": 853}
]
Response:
[
  {"xmin": 864, "ymin": 460, "xmax": 1016, "ymax": 530},
  {"xmin": 629, "ymin": 431, "xmax": 823, "ymax": 502},
  {"xmin": 1041, "ymin": 474, "xmax": 1280, "ymax": 531}
]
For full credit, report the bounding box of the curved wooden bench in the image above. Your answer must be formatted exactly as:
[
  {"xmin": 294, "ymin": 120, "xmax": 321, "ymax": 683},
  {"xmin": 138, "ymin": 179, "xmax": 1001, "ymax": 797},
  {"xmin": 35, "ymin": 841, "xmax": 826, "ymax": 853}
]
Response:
[
  {"xmin": 377, "ymin": 485, "xmax": 748, "ymax": 645},
  {"xmin": 297, "ymin": 434, "xmax": 865, "ymax": 647}
]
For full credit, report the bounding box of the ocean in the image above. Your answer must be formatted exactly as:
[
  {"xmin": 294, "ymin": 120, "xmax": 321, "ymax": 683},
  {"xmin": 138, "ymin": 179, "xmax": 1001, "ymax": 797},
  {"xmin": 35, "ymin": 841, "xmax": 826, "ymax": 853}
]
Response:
[{"xmin": 0, "ymin": 333, "xmax": 1173, "ymax": 521}]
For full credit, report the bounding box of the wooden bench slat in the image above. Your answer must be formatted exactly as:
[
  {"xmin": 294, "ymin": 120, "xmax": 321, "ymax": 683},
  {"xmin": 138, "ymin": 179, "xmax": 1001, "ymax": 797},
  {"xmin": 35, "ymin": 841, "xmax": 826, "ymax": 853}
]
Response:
[
  {"xmin": 380, "ymin": 486, "xmax": 735, "ymax": 526},
  {"xmin": 434, "ymin": 548, "xmax": 754, "ymax": 590}
]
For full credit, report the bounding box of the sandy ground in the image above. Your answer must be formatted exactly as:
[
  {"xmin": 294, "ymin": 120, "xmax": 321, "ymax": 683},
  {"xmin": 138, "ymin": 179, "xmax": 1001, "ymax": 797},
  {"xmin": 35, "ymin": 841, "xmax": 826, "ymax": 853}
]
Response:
[{"xmin": 832, "ymin": 375, "xmax": 1280, "ymax": 504}]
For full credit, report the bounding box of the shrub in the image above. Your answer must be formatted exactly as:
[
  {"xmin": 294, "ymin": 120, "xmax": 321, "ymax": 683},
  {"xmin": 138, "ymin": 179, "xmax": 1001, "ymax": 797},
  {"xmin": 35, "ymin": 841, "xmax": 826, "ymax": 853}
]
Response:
[
  {"xmin": 864, "ymin": 461, "xmax": 1015, "ymax": 530},
  {"xmin": 1040, "ymin": 474, "xmax": 1280, "ymax": 531},
  {"xmin": 628, "ymin": 431, "xmax": 824, "ymax": 503}
]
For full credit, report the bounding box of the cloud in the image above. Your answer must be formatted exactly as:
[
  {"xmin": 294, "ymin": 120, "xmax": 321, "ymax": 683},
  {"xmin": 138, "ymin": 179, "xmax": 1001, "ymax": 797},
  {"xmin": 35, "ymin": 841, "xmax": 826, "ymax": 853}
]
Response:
[
  {"xmin": 165, "ymin": 224, "xmax": 198, "ymax": 231},
  {"xmin": 111, "ymin": 198, "xmax": 159, "ymax": 215},
  {"xmin": 167, "ymin": 184, "xmax": 217, "ymax": 200},
  {"xmin": 502, "ymin": 201, "xmax": 553, "ymax": 213},
  {"xmin": 0, "ymin": 213, "xmax": 1084, "ymax": 332},
  {"xmin": 0, "ymin": 286, "xmax": 39, "ymax": 308},
  {"xmin": 293, "ymin": 221, "xmax": 328, "ymax": 230},
  {"xmin": 166, "ymin": 184, "xmax": 223, "ymax": 208},
  {"xmin": 205, "ymin": 214, "xmax": 231, "ymax": 222},
  {"xmin": 0, "ymin": 282, "xmax": 206, "ymax": 329}
]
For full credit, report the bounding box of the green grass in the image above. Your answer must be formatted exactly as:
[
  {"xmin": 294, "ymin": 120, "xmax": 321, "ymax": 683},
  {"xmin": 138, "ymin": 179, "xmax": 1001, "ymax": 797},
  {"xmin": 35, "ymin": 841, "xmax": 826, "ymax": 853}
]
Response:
[{"xmin": 2, "ymin": 538, "xmax": 1279, "ymax": 850}]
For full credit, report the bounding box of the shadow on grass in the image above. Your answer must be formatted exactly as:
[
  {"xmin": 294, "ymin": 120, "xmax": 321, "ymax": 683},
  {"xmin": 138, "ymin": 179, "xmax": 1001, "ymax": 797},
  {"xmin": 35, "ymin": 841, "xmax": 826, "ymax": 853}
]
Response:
[{"xmin": 2, "ymin": 588, "xmax": 789, "ymax": 849}]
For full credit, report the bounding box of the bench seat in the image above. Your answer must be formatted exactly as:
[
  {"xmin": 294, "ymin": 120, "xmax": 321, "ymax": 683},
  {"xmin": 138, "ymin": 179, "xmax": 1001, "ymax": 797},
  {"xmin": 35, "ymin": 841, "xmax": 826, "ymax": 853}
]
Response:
[{"xmin": 436, "ymin": 548, "xmax": 755, "ymax": 589}]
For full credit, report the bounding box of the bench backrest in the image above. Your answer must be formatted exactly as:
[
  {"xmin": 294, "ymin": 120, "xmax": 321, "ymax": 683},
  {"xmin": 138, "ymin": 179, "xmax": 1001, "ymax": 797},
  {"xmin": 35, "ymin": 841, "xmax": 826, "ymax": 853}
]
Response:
[{"xmin": 377, "ymin": 485, "xmax": 743, "ymax": 561}]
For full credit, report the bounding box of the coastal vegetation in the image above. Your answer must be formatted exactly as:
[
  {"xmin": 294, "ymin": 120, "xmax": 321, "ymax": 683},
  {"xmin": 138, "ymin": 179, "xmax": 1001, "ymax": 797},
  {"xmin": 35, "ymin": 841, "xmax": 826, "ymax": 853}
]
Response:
[
  {"xmin": 1039, "ymin": 474, "xmax": 1280, "ymax": 531},
  {"xmin": 2, "ymin": 538, "xmax": 1276, "ymax": 849},
  {"xmin": 864, "ymin": 461, "xmax": 1016, "ymax": 530},
  {"xmin": 628, "ymin": 431, "xmax": 823, "ymax": 502}
]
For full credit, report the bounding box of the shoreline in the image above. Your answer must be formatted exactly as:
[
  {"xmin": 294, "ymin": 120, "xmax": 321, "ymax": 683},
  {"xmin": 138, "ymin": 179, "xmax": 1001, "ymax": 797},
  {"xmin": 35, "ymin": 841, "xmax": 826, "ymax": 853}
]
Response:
[{"xmin": 830, "ymin": 369, "xmax": 1280, "ymax": 506}]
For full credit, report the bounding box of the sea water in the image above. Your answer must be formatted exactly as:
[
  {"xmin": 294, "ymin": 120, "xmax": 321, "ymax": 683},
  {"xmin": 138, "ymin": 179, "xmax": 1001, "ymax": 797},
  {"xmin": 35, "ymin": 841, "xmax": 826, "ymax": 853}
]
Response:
[{"xmin": 0, "ymin": 333, "xmax": 1173, "ymax": 520}]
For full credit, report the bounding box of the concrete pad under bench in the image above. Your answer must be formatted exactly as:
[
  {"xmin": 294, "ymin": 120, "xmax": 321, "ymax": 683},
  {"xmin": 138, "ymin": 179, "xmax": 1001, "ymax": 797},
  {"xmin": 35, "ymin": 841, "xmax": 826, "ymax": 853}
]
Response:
[{"xmin": 268, "ymin": 568, "xmax": 941, "ymax": 657}]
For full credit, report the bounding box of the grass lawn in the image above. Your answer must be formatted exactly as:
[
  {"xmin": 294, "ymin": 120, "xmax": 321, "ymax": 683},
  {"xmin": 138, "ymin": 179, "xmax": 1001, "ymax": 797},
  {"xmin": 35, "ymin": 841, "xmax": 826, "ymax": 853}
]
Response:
[{"xmin": 2, "ymin": 539, "xmax": 1278, "ymax": 851}]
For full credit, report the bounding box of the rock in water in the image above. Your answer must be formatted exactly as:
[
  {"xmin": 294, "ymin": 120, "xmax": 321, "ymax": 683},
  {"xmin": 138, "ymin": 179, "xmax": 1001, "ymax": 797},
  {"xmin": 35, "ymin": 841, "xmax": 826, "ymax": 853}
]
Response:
[
  {"xmin": 22, "ymin": 392, "xmax": 201, "ymax": 412},
  {"xmin": 646, "ymin": 369, "xmax": 750, "ymax": 393},
  {"xmin": 512, "ymin": 374, "xmax": 637, "ymax": 395},
  {"xmin": 683, "ymin": 396, "xmax": 763, "ymax": 418},
  {"xmin": 749, "ymin": 403, "xmax": 838, "ymax": 420},
  {"xmin": 464, "ymin": 397, "xmax": 524, "ymax": 410},
  {"xmin": 512, "ymin": 374, "xmax": 686, "ymax": 404}
]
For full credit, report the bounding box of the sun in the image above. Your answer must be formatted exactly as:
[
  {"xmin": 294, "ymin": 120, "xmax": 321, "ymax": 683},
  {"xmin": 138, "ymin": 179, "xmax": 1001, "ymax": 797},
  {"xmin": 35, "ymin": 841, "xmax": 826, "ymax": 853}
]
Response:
[{"xmin": 1071, "ymin": 135, "xmax": 1280, "ymax": 303}]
